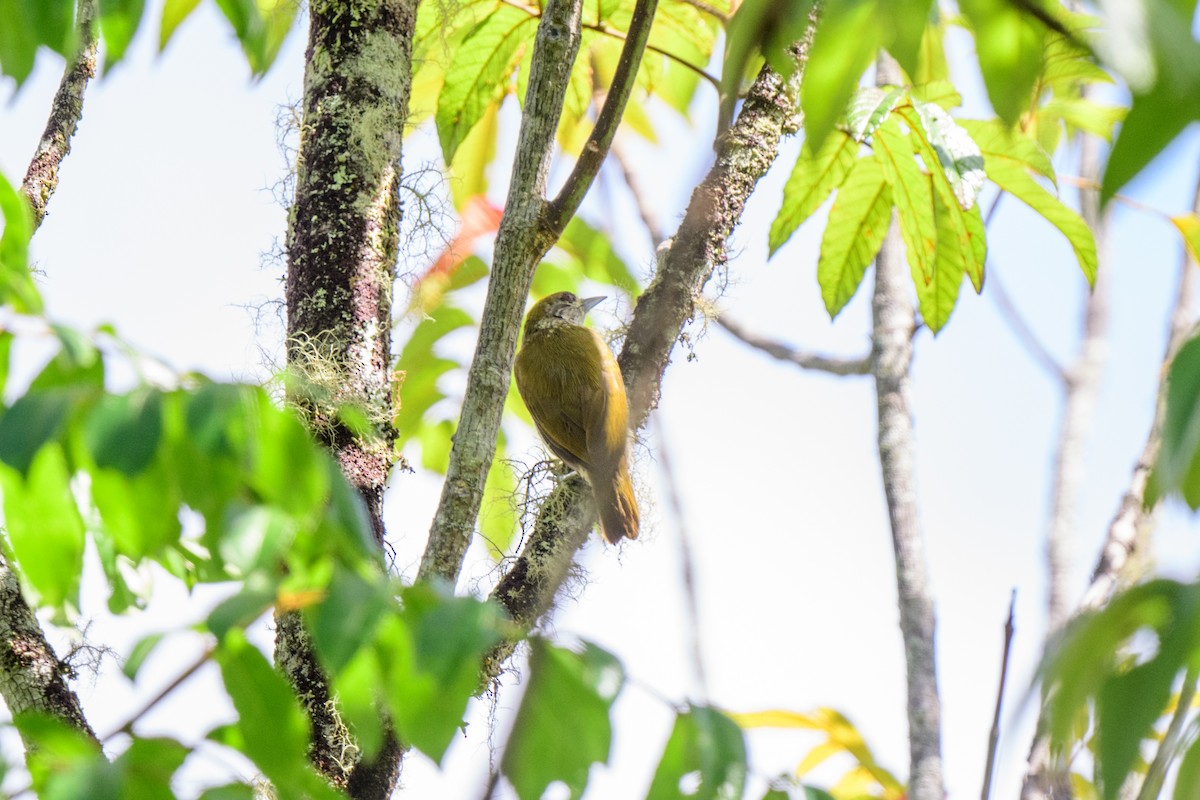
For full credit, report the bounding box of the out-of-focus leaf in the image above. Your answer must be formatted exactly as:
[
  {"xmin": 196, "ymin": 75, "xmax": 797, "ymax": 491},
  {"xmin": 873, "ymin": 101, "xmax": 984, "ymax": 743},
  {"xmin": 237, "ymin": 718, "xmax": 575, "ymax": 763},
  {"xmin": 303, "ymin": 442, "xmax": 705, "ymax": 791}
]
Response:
[
  {"xmin": 159, "ymin": 0, "xmax": 201, "ymax": 50},
  {"xmin": 770, "ymin": 130, "xmax": 859, "ymax": 255},
  {"xmin": 0, "ymin": 173, "xmax": 42, "ymax": 313},
  {"xmin": 557, "ymin": 216, "xmax": 640, "ymax": 296},
  {"xmin": 99, "ymin": 0, "xmax": 146, "ymax": 68},
  {"xmin": 817, "ymin": 155, "xmax": 892, "ymax": 317},
  {"xmin": 92, "ymin": 463, "xmax": 182, "ymax": 559},
  {"xmin": 1173, "ymin": 213, "xmax": 1200, "ymax": 265},
  {"xmin": 0, "ymin": 389, "xmax": 75, "ymax": 473},
  {"xmin": 0, "ymin": 0, "xmax": 75, "ymax": 84},
  {"xmin": 480, "ymin": 438, "xmax": 519, "ymax": 558},
  {"xmin": 381, "ymin": 584, "xmax": 506, "ymax": 762},
  {"xmin": 801, "ymin": 0, "xmax": 882, "ymax": 151},
  {"xmin": 85, "ymin": 390, "xmax": 163, "ymax": 475},
  {"xmin": 437, "ymin": 5, "xmax": 533, "ymax": 163},
  {"xmin": 959, "ymin": 0, "xmax": 1046, "ymax": 124},
  {"xmin": 0, "ymin": 444, "xmax": 86, "ymax": 606},
  {"xmin": 1175, "ymin": 732, "xmax": 1200, "ymax": 800},
  {"xmin": 719, "ymin": 0, "xmax": 814, "ymax": 130},
  {"xmin": 646, "ymin": 705, "xmax": 748, "ymax": 800},
  {"xmin": 878, "ymin": 0, "xmax": 933, "ymax": 79},
  {"xmin": 502, "ymin": 640, "xmax": 623, "ymax": 800},
  {"xmin": 123, "ymin": 632, "xmax": 167, "ymax": 680},
  {"xmin": 308, "ymin": 566, "xmax": 393, "ymax": 674}
]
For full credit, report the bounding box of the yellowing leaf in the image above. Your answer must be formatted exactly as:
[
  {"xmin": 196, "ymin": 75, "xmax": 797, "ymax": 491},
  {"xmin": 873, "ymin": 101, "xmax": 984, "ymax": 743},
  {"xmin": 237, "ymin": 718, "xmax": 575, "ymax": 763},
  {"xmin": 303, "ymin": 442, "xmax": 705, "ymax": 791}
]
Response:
[{"xmin": 1172, "ymin": 213, "xmax": 1200, "ymax": 266}]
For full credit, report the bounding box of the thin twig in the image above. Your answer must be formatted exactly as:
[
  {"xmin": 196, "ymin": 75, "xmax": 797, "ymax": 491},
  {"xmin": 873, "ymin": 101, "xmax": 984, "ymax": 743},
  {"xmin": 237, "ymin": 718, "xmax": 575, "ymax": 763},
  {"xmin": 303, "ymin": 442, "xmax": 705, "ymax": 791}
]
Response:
[
  {"xmin": 610, "ymin": 137, "xmax": 666, "ymax": 247},
  {"xmin": 652, "ymin": 414, "xmax": 708, "ymax": 697},
  {"xmin": 717, "ymin": 313, "xmax": 872, "ymax": 375},
  {"xmin": 981, "ymin": 591, "xmax": 1017, "ymax": 800},
  {"xmin": 674, "ymin": 0, "xmax": 729, "ymax": 23},
  {"xmin": 102, "ymin": 646, "xmax": 214, "ymax": 741}
]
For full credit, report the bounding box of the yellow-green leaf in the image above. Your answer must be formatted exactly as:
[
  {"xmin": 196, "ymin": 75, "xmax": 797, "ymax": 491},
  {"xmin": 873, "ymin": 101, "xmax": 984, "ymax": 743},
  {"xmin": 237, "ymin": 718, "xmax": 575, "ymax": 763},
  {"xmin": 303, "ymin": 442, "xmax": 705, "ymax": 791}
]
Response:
[
  {"xmin": 817, "ymin": 155, "xmax": 892, "ymax": 318},
  {"xmin": 1171, "ymin": 213, "xmax": 1200, "ymax": 266},
  {"xmin": 874, "ymin": 115, "xmax": 937, "ymax": 283},
  {"xmin": 769, "ymin": 130, "xmax": 859, "ymax": 255}
]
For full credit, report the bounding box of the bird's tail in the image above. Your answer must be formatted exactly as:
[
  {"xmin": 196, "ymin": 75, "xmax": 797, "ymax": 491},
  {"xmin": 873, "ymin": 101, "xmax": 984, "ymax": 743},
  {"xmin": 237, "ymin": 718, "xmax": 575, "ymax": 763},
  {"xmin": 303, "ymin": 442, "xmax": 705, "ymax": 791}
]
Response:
[{"xmin": 594, "ymin": 459, "xmax": 639, "ymax": 544}]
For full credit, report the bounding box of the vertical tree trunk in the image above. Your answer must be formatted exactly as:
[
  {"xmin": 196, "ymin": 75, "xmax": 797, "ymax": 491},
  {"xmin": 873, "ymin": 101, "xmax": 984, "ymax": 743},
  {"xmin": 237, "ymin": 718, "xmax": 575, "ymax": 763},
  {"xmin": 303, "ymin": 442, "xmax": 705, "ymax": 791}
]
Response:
[{"xmin": 279, "ymin": 1, "xmax": 418, "ymax": 795}]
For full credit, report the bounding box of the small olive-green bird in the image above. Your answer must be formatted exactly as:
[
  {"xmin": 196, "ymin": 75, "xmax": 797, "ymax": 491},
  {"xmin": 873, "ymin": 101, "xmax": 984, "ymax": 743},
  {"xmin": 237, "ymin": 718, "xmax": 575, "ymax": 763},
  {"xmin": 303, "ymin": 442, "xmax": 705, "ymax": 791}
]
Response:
[{"xmin": 515, "ymin": 291, "xmax": 639, "ymax": 543}]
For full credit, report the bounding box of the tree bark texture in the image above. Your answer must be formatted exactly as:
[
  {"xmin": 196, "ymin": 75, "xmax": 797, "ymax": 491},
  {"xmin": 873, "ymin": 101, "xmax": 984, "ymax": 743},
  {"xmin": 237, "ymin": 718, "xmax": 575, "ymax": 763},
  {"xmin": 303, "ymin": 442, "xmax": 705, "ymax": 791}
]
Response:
[
  {"xmin": 0, "ymin": 562, "xmax": 99, "ymax": 748},
  {"xmin": 21, "ymin": 0, "xmax": 98, "ymax": 230},
  {"xmin": 280, "ymin": 0, "xmax": 417, "ymax": 795}
]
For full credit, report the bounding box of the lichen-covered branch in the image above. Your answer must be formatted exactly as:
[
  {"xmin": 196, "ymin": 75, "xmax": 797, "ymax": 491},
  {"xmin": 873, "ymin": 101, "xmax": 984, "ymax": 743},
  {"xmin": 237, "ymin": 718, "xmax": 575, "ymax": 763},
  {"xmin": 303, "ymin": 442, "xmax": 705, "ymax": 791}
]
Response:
[
  {"xmin": 717, "ymin": 313, "xmax": 872, "ymax": 375},
  {"xmin": 280, "ymin": 1, "xmax": 417, "ymax": 796},
  {"xmin": 872, "ymin": 50, "xmax": 944, "ymax": 800},
  {"xmin": 21, "ymin": 0, "xmax": 98, "ymax": 230},
  {"xmin": 0, "ymin": 561, "xmax": 99, "ymax": 748},
  {"xmin": 487, "ymin": 24, "xmax": 816, "ymax": 668},
  {"xmin": 420, "ymin": 0, "xmax": 660, "ymax": 584}
]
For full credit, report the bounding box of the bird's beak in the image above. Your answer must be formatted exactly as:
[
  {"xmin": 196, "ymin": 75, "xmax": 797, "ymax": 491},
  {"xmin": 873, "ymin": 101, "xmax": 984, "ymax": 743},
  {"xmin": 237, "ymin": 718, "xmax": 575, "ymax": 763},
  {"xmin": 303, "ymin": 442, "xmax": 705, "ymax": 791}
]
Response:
[{"xmin": 581, "ymin": 296, "xmax": 606, "ymax": 314}]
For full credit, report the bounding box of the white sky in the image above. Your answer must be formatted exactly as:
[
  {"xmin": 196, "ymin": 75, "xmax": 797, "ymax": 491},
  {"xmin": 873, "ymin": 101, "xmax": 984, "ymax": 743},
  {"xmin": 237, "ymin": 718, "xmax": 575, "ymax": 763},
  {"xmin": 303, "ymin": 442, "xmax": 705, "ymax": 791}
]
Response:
[{"xmin": 2, "ymin": 2, "xmax": 1200, "ymax": 798}]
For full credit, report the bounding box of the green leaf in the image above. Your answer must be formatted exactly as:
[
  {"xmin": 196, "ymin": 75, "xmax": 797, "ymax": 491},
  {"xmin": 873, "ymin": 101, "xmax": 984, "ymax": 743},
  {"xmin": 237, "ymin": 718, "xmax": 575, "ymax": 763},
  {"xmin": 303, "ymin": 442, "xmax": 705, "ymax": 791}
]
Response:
[
  {"xmin": 557, "ymin": 216, "xmax": 640, "ymax": 296},
  {"xmin": 0, "ymin": 444, "xmax": 86, "ymax": 606},
  {"xmin": 1155, "ymin": 335, "xmax": 1200, "ymax": 507},
  {"xmin": 915, "ymin": 190, "xmax": 968, "ymax": 332},
  {"xmin": 215, "ymin": 630, "xmax": 323, "ymax": 794},
  {"xmin": 874, "ymin": 114, "xmax": 937, "ymax": 283},
  {"xmin": 206, "ymin": 589, "xmax": 275, "ymax": 640},
  {"xmin": 0, "ymin": 389, "xmax": 76, "ymax": 473},
  {"xmin": 249, "ymin": 395, "xmax": 329, "ymax": 517},
  {"xmin": 308, "ymin": 566, "xmax": 393, "ymax": 674},
  {"xmin": 115, "ymin": 737, "xmax": 189, "ymax": 798},
  {"xmin": 330, "ymin": 648, "xmax": 387, "ymax": 760},
  {"xmin": 449, "ymin": 99, "xmax": 500, "ymax": 208},
  {"xmin": 31, "ymin": 325, "xmax": 105, "ymax": 391},
  {"xmin": 85, "ymin": 390, "xmax": 163, "ymax": 474},
  {"xmin": 0, "ymin": 0, "xmax": 75, "ymax": 84},
  {"xmin": 960, "ymin": 119, "xmax": 1095, "ymax": 283},
  {"xmin": 646, "ymin": 705, "xmax": 748, "ymax": 800},
  {"xmin": 817, "ymin": 155, "xmax": 892, "ymax": 317},
  {"xmin": 502, "ymin": 640, "xmax": 624, "ymax": 800},
  {"xmin": 1102, "ymin": 70, "xmax": 1200, "ymax": 204},
  {"xmin": 910, "ymin": 79, "xmax": 961, "ymax": 110},
  {"xmin": 480, "ymin": 440, "xmax": 519, "ymax": 559},
  {"xmin": 123, "ymin": 632, "xmax": 167, "ymax": 680},
  {"xmin": 92, "ymin": 464, "xmax": 182, "ymax": 559},
  {"xmin": 436, "ymin": 5, "xmax": 533, "ymax": 162},
  {"xmin": 394, "ymin": 306, "xmax": 473, "ymax": 448},
  {"xmin": 958, "ymin": 0, "xmax": 1046, "ymax": 124},
  {"xmin": 770, "ymin": 130, "xmax": 859, "ymax": 255},
  {"xmin": 197, "ymin": 786, "xmax": 256, "ymax": 800},
  {"xmin": 382, "ymin": 584, "xmax": 506, "ymax": 763},
  {"xmin": 159, "ymin": 0, "xmax": 202, "ymax": 50},
  {"xmin": 1175, "ymin": 732, "xmax": 1200, "ymax": 800},
  {"xmin": 0, "ymin": 172, "xmax": 42, "ymax": 313},
  {"xmin": 17, "ymin": 714, "xmax": 105, "ymax": 797},
  {"xmin": 99, "ymin": 0, "xmax": 146, "ymax": 68},
  {"xmin": 217, "ymin": 504, "xmax": 297, "ymax": 576},
  {"xmin": 879, "ymin": 0, "xmax": 933, "ymax": 79},
  {"xmin": 801, "ymin": 0, "xmax": 882, "ymax": 151}
]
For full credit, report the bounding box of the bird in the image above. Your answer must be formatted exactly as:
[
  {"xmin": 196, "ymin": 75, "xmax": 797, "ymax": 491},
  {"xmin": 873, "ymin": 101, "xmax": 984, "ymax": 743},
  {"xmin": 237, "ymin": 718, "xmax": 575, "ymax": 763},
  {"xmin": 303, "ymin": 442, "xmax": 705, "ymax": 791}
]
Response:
[{"xmin": 514, "ymin": 291, "xmax": 639, "ymax": 543}]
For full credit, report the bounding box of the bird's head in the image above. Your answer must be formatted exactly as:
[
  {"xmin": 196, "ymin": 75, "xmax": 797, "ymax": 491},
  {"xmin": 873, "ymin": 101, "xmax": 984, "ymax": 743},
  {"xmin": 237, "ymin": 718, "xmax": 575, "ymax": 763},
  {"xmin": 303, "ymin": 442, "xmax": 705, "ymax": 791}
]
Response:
[{"xmin": 523, "ymin": 292, "xmax": 605, "ymax": 335}]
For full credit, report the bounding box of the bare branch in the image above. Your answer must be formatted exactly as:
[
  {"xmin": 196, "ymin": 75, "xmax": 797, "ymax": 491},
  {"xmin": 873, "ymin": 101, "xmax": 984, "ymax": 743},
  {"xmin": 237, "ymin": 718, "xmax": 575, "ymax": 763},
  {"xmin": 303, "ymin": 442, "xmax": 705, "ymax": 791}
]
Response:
[
  {"xmin": 103, "ymin": 646, "xmax": 213, "ymax": 741},
  {"xmin": 986, "ymin": 268, "xmax": 1067, "ymax": 383},
  {"xmin": 0, "ymin": 560, "xmax": 99, "ymax": 747},
  {"xmin": 21, "ymin": 0, "xmax": 98, "ymax": 230},
  {"xmin": 872, "ymin": 49, "xmax": 944, "ymax": 800},
  {"xmin": 717, "ymin": 313, "xmax": 872, "ymax": 375},
  {"xmin": 610, "ymin": 138, "xmax": 666, "ymax": 247}
]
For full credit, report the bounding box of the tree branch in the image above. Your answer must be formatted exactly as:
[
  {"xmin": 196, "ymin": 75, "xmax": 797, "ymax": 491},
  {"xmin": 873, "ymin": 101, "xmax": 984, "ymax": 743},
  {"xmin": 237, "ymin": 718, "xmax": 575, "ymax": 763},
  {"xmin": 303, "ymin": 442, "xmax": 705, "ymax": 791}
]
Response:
[
  {"xmin": 717, "ymin": 313, "xmax": 872, "ymax": 375},
  {"xmin": 421, "ymin": 0, "xmax": 660, "ymax": 584},
  {"xmin": 981, "ymin": 591, "xmax": 1016, "ymax": 800},
  {"xmin": 872, "ymin": 49, "xmax": 944, "ymax": 800},
  {"xmin": 548, "ymin": 0, "xmax": 662, "ymax": 231},
  {"xmin": 486, "ymin": 15, "xmax": 818, "ymax": 676},
  {"xmin": 21, "ymin": 0, "xmax": 98, "ymax": 230},
  {"xmin": 0, "ymin": 561, "xmax": 99, "ymax": 748}
]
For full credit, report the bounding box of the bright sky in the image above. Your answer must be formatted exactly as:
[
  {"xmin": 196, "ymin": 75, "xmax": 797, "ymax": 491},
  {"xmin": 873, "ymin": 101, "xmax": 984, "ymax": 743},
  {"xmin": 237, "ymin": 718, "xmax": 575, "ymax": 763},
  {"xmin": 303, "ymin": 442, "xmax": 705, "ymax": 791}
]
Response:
[{"xmin": 2, "ymin": 1, "xmax": 1200, "ymax": 798}]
